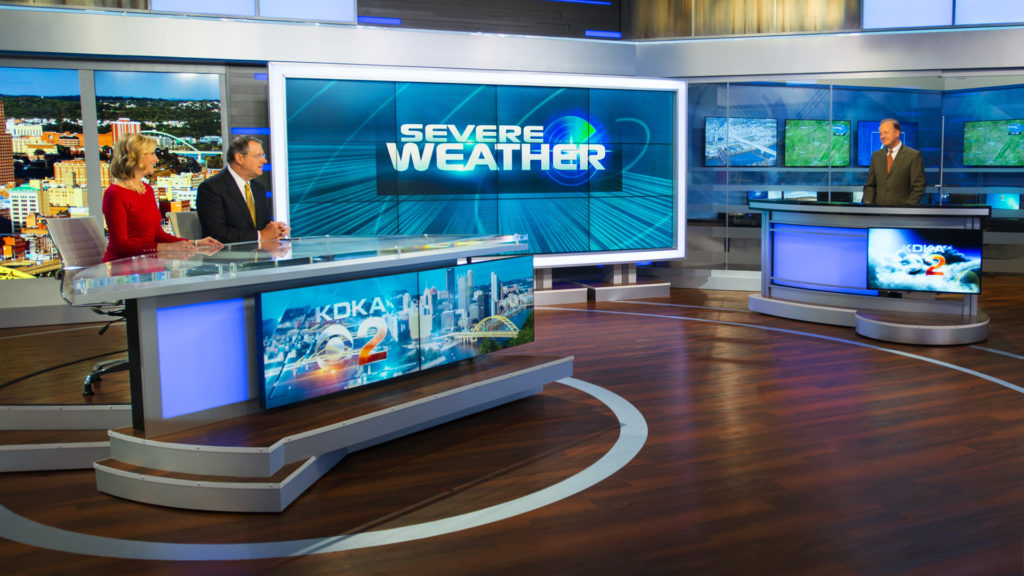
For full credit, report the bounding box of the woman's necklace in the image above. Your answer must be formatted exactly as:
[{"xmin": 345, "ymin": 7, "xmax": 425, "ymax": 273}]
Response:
[{"xmin": 120, "ymin": 179, "xmax": 146, "ymax": 194}]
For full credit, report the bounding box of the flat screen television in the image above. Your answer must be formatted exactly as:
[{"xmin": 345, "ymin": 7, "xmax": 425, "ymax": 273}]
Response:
[
  {"xmin": 257, "ymin": 272, "xmax": 421, "ymax": 409},
  {"xmin": 963, "ymin": 120, "xmax": 1024, "ymax": 166},
  {"xmin": 867, "ymin": 228, "xmax": 982, "ymax": 294},
  {"xmin": 418, "ymin": 255, "xmax": 535, "ymax": 370},
  {"xmin": 784, "ymin": 119, "xmax": 851, "ymax": 167},
  {"xmin": 856, "ymin": 120, "xmax": 918, "ymax": 167},
  {"xmin": 704, "ymin": 117, "xmax": 778, "ymax": 167},
  {"xmin": 268, "ymin": 63, "xmax": 686, "ymax": 267},
  {"xmin": 984, "ymin": 192, "xmax": 1021, "ymax": 210}
]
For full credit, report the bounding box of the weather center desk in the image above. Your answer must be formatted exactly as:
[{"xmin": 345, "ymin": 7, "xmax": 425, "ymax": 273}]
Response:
[
  {"xmin": 70, "ymin": 234, "xmax": 552, "ymax": 438},
  {"xmin": 748, "ymin": 200, "xmax": 991, "ymax": 346}
]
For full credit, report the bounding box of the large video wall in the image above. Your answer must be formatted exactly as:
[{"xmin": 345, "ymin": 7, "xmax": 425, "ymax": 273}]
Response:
[{"xmin": 269, "ymin": 64, "xmax": 686, "ymax": 266}]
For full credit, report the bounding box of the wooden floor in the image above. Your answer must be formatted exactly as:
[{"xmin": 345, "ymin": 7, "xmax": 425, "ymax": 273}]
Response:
[{"xmin": 2, "ymin": 276, "xmax": 1024, "ymax": 575}]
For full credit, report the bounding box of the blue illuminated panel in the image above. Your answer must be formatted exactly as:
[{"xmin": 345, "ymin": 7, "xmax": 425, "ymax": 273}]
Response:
[
  {"xmin": 771, "ymin": 223, "xmax": 877, "ymax": 295},
  {"xmin": 156, "ymin": 298, "xmax": 249, "ymax": 419},
  {"xmin": 232, "ymin": 127, "xmax": 271, "ymax": 135},
  {"xmin": 956, "ymin": 1, "xmax": 1024, "ymax": 25},
  {"xmin": 259, "ymin": 0, "xmax": 355, "ymax": 22},
  {"xmin": 585, "ymin": 30, "xmax": 623, "ymax": 39},
  {"xmin": 862, "ymin": 0, "xmax": 952, "ymax": 29},
  {"xmin": 358, "ymin": 16, "xmax": 402, "ymax": 25},
  {"xmin": 151, "ymin": 0, "xmax": 255, "ymax": 16}
]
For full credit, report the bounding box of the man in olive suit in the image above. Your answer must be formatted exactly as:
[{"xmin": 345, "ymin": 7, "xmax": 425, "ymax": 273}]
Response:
[{"xmin": 863, "ymin": 118, "xmax": 925, "ymax": 206}]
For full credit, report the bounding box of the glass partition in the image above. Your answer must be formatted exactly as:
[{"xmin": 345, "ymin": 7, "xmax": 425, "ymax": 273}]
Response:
[{"xmin": 687, "ymin": 75, "xmax": 1024, "ymax": 272}]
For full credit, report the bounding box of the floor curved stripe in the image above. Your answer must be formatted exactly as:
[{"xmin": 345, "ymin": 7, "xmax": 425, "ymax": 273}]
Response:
[{"xmin": 0, "ymin": 377, "xmax": 647, "ymax": 561}]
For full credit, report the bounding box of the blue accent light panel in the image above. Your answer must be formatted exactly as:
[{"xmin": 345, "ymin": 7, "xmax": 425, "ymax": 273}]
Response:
[
  {"xmin": 956, "ymin": 1, "xmax": 1024, "ymax": 25},
  {"xmin": 232, "ymin": 127, "xmax": 271, "ymax": 135},
  {"xmin": 771, "ymin": 224, "xmax": 876, "ymax": 295},
  {"xmin": 254, "ymin": 73, "xmax": 269, "ymax": 81},
  {"xmin": 358, "ymin": 16, "xmax": 402, "ymax": 25},
  {"xmin": 156, "ymin": 298, "xmax": 249, "ymax": 420},
  {"xmin": 151, "ymin": 0, "xmax": 256, "ymax": 16},
  {"xmin": 263, "ymin": 163, "xmax": 272, "ymax": 171},
  {"xmin": 546, "ymin": 0, "xmax": 612, "ymax": 5},
  {"xmin": 863, "ymin": 0, "xmax": 952, "ymax": 29},
  {"xmin": 585, "ymin": 30, "xmax": 623, "ymax": 39},
  {"xmin": 259, "ymin": 0, "xmax": 355, "ymax": 23}
]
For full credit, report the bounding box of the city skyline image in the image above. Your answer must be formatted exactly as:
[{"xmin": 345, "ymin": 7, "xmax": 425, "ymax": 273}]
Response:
[{"xmin": 0, "ymin": 68, "xmax": 223, "ymax": 279}]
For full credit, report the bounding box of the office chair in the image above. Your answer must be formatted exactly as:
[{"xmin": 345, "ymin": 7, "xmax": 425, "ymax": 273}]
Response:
[
  {"xmin": 46, "ymin": 217, "xmax": 129, "ymax": 396},
  {"xmin": 169, "ymin": 211, "xmax": 202, "ymax": 240}
]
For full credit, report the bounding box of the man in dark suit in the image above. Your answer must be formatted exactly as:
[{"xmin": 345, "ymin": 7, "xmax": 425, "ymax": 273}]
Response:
[
  {"xmin": 197, "ymin": 136, "xmax": 289, "ymax": 244},
  {"xmin": 863, "ymin": 118, "xmax": 926, "ymax": 206}
]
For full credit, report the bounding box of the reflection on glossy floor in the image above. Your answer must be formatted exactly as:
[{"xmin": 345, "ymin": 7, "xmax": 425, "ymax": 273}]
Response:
[{"xmin": 2, "ymin": 276, "xmax": 1024, "ymax": 575}]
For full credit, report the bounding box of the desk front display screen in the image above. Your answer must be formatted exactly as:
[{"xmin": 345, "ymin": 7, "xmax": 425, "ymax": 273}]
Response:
[
  {"xmin": 419, "ymin": 256, "xmax": 535, "ymax": 370},
  {"xmin": 867, "ymin": 228, "xmax": 982, "ymax": 294},
  {"xmin": 256, "ymin": 256, "xmax": 535, "ymax": 410},
  {"xmin": 257, "ymin": 272, "xmax": 421, "ymax": 409}
]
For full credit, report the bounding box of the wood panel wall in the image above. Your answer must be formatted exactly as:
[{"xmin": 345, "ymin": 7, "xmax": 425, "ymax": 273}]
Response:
[{"xmin": 631, "ymin": 0, "xmax": 861, "ymax": 39}]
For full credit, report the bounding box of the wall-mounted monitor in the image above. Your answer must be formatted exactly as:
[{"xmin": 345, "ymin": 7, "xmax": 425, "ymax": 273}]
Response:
[
  {"xmin": 418, "ymin": 256, "xmax": 534, "ymax": 370},
  {"xmin": 268, "ymin": 63, "xmax": 686, "ymax": 268},
  {"xmin": 963, "ymin": 120, "xmax": 1024, "ymax": 166},
  {"xmin": 867, "ymin": 228, "xmax": 982, "ymax": 294},
  {"xmin": 783, "ymin": 190, "xmax": 819, "ymax": 200},
  {"xmin": 784, "ymin": 120, "xmax": 851, "ymax": 167},
  {"xmin": 856, "ymin": 120, "xmax": 918, "ymax": 167},
  {"xmin": 704, "ymin": 117, "xmax": 777, "ymax": 167},
  {"xmin": 984, "ymin": 192, "xmax": 1021, "ymax": 210}
]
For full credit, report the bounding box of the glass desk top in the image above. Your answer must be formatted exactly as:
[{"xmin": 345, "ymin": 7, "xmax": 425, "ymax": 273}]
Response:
[{"xmin": 71, "ymin": 234, "xmax": 527, "ymax": 304}]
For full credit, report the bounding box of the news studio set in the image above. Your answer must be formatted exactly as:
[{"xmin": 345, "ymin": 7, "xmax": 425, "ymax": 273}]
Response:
[{"xmin": 5, "ymin": 8, "xmax": 1024, "ymax": 572}]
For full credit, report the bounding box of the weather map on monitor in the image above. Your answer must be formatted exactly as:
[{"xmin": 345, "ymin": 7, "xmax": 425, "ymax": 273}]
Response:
[
  {"xmin": 963, "ymin": 119, "xmax": 1024, "ymax": 166},
  {"xmin": 784, "ymin": 120, "xmax": 851, "ymax": 167},
  {"xmin": 867, "ymin": 228, "xmax": 982, "ymax": 294},
  {"xmin": 857, "ymin": 120, "xmax": 918, "ymax": 167},
  {"xmin": 704, "ymin": 117, "xmax": 777, "ymax": 167}
]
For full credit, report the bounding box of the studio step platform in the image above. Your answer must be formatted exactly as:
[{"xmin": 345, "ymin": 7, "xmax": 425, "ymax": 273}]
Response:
[
  {"xmin": 0, "ymin": 404, "xmax": 132, "ymax": 473},
  {"xmin": 95, "ymin": 354, "xmax": 573, "ymax": 513},
  {"xmin": 855, "ymin": 310, "xmax": 989, "ymax": 345},
  {"xmin": 0, "ymin": 429, "xmax": 112, "ymax": 473}
]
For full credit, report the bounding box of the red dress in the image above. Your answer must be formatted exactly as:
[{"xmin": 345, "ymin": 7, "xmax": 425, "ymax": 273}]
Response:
[{"xmin": 102, "ymin": 183, "xmax": 186, "ymax": 262}]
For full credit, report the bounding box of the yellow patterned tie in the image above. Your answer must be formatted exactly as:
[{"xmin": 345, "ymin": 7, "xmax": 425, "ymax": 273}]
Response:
[{"xmin": 244, "ymin": 182, "xmax": 256, "ymax": 226}]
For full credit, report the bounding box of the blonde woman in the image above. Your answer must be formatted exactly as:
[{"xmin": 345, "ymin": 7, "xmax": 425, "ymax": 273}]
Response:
[{"xmin": 101, "ymin": 133, "xmax": 221, "ymax": 262}]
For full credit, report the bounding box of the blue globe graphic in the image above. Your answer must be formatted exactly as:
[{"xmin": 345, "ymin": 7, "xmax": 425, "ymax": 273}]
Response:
[{"xmin": 542, "ymin": 115, "xmax": 604, "ymax": 187}]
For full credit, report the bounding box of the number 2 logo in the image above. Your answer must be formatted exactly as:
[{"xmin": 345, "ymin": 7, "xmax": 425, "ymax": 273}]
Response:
[
  {"xmin": 925, "ymin": 254, "xmax": 946, "ymax": 276},
  {"xmin": 357, "ymin": 317, "xmax": 389, "ymax": 365}
]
